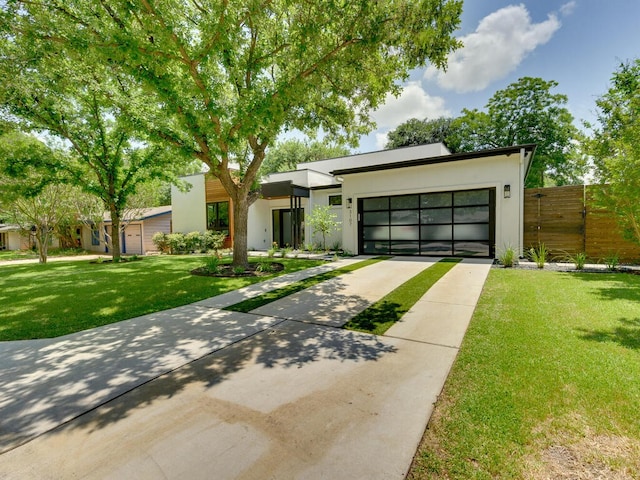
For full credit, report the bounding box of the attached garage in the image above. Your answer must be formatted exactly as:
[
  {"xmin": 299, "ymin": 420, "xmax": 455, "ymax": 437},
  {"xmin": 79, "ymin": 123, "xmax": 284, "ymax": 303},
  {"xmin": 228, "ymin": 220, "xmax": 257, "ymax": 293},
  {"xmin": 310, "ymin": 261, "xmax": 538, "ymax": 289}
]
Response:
[
  {"xmin": 333, "ymin": 144, "xmax": 535, "ymax": 258},
  {"xmin": 359, "ymin": 188, "xmax": 496, "ymax": 257}
]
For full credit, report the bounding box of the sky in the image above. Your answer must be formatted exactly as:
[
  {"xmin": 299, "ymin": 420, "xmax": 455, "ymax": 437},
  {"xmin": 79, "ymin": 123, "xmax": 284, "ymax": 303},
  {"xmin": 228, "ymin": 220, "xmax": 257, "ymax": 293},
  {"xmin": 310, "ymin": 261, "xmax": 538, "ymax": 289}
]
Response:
[{"xmin": 357, "ymin": 0, "xmax": 640, "ymax": 153}]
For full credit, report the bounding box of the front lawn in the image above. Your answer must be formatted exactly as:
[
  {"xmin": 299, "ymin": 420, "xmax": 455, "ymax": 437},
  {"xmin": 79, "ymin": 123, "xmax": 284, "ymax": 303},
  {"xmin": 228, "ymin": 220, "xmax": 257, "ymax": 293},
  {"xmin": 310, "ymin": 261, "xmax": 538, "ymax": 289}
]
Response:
[
  {"xmin": 409, "ymin": 269, "xmax": 640, "ymax": 479},
  {"xmin": 0, "ymin": 256, "xmax": 323, "ymax": 341}
]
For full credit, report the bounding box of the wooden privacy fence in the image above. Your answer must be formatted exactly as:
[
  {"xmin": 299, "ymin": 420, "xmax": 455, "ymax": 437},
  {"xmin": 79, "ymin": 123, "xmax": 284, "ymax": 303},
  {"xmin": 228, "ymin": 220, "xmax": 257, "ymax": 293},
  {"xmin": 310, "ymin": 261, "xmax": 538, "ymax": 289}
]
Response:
[{"xmin": 523, "ymin": 185, "xmax": 640, "ymax": 263}]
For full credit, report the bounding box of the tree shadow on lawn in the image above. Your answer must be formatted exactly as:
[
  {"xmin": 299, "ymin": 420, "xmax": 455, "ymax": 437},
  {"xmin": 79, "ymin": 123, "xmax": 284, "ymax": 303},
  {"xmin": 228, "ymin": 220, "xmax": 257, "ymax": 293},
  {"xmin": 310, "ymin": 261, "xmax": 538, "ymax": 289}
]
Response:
[
  {"xmin": 577, "ymin": 316, "xmax": 640, "ymax": 350},
  {"xmin": 0, "ymin": 278, "xmax": 396, "ymax": 452},
  {"xmin": 345, "ymin": 300, "xmax": 406, "ymax": 333},
  {"xmin": 569, "ymin": 271, "xmax": 640, "ymax": 303}
]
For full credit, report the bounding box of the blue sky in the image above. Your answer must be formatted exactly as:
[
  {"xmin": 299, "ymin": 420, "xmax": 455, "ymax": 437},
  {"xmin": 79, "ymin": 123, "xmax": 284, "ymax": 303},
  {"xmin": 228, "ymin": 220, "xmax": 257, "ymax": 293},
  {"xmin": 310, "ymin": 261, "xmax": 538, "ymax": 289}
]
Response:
[{"xmin": 358, "ymin": 0, "xmax": 640, "ymax": 152}]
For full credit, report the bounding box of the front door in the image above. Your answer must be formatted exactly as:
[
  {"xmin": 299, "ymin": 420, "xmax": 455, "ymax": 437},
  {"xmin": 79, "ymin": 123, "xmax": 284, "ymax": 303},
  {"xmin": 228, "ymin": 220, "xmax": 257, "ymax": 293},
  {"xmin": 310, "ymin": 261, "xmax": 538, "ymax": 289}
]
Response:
[{"xmin": 272, "ymin": 209, "xmax": 304, "ymax": 248}]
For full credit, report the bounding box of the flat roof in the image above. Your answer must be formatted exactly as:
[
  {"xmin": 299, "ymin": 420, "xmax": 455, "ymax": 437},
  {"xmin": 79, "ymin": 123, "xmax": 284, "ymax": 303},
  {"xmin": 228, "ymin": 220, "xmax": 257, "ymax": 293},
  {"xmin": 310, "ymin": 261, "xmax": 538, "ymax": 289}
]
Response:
[{"xmin": 331, "ymin": 144, "xmax": 537, "ymax": 177}]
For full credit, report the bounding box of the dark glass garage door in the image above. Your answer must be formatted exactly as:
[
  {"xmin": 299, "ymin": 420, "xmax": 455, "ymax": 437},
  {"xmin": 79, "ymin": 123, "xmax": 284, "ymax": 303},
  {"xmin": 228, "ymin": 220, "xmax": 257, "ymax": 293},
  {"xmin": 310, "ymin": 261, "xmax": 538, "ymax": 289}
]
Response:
[{"xmin": 358, "ymin": 188, "xmax": 495, "ymax": 257}]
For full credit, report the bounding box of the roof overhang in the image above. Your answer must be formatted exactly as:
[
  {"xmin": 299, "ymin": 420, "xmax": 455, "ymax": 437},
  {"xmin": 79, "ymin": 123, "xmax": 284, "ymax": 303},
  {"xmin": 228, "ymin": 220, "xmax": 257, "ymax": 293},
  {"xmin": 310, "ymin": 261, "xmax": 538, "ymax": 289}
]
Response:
[
  {"xmin": 261, "ymin": 181, "xmax": 310, "ymax": 199},
  {"xmin": 331, "ymin": 144, "xmax": 537, "ymax": 176}
]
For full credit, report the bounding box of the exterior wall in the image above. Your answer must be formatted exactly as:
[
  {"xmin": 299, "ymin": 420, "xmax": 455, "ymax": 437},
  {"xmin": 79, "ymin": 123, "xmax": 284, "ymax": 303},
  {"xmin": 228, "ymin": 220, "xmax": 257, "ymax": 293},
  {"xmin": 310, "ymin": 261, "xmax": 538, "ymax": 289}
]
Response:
[
  {"xmin": 247, "ymin": 199, "xmax": 271, "ymax": 250},
  {"xmin": 7, "ymin": 231, "xmax": 30, "ymax": 250},
  {"xmin": 339, "ymin": 153, "xmax": 525, "ymax": 257},
  {"xmin": 172, "ymin": 174, "xmax": 207, "ymax": 233},
  {"xmin": 142, "ymin": 213, "xmax": 172, "ymax": 252},
  {"xmin": 307, "ymin": 188, "xmax": 343, "ymax": 250},
  {"xmin": 247, "ymin": 197, "xmax": 309, "ymax": 250}
]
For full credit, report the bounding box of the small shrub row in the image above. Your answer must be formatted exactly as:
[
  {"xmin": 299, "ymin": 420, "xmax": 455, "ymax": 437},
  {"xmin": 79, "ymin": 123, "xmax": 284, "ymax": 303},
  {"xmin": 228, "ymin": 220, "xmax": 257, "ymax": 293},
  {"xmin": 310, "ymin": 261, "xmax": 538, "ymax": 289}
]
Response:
[{"xmin": 152, "ymin": 231, "xmax": 226, "ymax": 255}]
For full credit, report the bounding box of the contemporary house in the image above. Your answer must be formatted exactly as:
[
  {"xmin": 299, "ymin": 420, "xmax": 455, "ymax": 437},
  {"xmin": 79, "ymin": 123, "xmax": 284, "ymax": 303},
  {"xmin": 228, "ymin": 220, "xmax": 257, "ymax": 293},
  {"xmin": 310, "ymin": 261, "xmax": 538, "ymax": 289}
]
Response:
[{"xmin": 172, "ymin": 143, "xmax": 536, "ymax": 258}]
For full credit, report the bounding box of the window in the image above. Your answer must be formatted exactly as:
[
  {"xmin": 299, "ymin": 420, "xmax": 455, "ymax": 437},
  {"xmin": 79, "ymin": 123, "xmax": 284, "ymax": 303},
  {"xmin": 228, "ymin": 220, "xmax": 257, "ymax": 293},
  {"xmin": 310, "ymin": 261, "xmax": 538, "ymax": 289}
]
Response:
[
  {"xmin": 207, "ymin": 201, "xmax": 230, "ymax": 234},
  {"xmin": 328, "ymin": 194, "xmax": 342, "ymax": 206},
  {"xmin": 91, "ymin": 227, "xmax": 101, "ymax": 246}
]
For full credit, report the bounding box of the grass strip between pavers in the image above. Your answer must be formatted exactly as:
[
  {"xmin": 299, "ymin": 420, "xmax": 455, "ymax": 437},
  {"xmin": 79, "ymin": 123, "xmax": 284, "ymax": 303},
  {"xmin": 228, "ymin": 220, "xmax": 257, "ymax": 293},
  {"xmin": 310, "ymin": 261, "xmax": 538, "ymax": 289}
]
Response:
[
  {"xmin": 224, "ymin": 256, "xmax": 390, "ymax": 313},
  {"xmin": 344, "ymin": 258, "xmax": 461, "ymax": 336}
]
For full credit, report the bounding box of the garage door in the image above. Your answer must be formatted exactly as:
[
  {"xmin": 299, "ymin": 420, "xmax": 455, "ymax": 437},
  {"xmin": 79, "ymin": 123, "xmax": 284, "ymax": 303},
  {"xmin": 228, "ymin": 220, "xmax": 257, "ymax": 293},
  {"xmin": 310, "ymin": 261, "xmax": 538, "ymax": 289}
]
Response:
[
  {"xmin": 358, "ymin": 188, "xmax": 495, "ymax": 257},
  {"xmin": 123, "ymin": 224, "xmax": 143, "ymax": 255}
]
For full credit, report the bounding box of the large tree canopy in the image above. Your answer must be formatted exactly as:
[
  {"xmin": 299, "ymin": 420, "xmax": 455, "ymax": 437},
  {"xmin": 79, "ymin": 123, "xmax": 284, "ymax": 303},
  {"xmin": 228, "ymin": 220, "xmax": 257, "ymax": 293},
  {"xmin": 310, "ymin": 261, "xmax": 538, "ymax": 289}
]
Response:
[
  {"xmin": 447, "ymin": 77, "xmax": 584, "ymax": 188},
  {"xmin": 385, "ymin": 117, "xmax": 458, "ymax": 150},
  {"xmin": 260, "ymin": 139, "xmax": 351, "ymax": 175},
  {"xmin": 2, "ymin": 0, "xmax": 463, "ymax": 266},
  {"xmin": 588, "ymin": 59, "xmax": 640, "ymax": 245},
  {"xmin": 0, "ymin": 15, "xmax": 188, "ymax": 260}
]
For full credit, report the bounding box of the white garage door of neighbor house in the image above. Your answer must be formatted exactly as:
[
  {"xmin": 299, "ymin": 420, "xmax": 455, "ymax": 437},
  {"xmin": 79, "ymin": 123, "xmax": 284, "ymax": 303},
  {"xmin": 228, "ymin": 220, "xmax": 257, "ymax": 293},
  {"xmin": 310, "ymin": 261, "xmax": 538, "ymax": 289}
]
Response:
[
  {"xmin": 124, "ymin": 224, "xmax": 143, "ymax": 255},
  {"xmin": 358, "ymin": 188, "xmax": 496, "ymax": 258}
]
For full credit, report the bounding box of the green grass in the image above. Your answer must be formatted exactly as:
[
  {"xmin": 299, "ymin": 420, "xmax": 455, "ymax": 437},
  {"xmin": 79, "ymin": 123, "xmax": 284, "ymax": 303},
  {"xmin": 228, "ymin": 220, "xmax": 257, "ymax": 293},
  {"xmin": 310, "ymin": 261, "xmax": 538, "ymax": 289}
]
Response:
[
  {"xmin": 0, "ymin": 248, "xmax": 91, "ymax": 261},
  {"xmin": 0, "ymin": 256, "xmax": 323, "ymax": 341},
  {"xmin": 409, "ymin": 269, "xmax": 640, "ymax": 479},
  {"xmin": 224, "ymin": 256, "xmax": 389, "ymax": 313},
  {"xmin": 344, "ymin": 258, "xmax": 461, "ymax": 335}
]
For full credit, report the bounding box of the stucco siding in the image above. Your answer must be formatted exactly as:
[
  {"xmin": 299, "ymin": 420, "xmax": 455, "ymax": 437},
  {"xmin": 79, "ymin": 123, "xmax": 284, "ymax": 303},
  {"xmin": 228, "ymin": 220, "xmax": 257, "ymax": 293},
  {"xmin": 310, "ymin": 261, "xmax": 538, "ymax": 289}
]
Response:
[
  {"xmin": 339, "ymin": 154, "xmax": 523, "ymax": 256},
  {"xmin": 172, "ymin": 174, "xmax": 207, "ymax": 233}
]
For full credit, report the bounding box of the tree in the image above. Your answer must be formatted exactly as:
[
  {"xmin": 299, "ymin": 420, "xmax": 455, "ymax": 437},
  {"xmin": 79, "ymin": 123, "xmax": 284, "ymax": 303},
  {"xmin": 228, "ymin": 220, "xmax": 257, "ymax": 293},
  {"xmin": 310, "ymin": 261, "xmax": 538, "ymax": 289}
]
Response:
[
  {"xmin": 587, "ymin": 59, "xmax": 640, "ymax": 245},
  {"xmin": 385, "ymin": 117, "xmax": 458, "ymax": 150},
  {"xmin": 307, "ymin": 205, "xmax": 340, "ymax": 251},
  {"xmin": 4, "ymin": 0, "xmax": 463, "ymax": 268},
  {"xmin": 260, "ymin": 139, "xmax": 351, "ymax": 175},
  {"xmin": 0, "ymin": 20, "xmax": 188, "ymax": 261},
  {"xmin": 447, "ymin": 77, "xmax": 584, "ymax": 187},
  {"xmin": 0, "ymin": 132, "xmax": 76, "ymax": 263}
]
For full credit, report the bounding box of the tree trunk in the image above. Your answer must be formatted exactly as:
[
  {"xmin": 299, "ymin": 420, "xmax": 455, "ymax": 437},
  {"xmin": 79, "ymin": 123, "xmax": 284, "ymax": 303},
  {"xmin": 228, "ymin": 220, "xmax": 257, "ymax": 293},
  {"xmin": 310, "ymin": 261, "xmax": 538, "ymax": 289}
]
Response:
[
  {"xmin": 36, "ymin": 226, "xmax": 49, "ymax": 264},
  {"xmin": 110, "ymin": 207, "xmax": 122, "ymax": 262},
  {"xmin": 231, "ymin": 193, "xmax": 249, "ymax": 268}
]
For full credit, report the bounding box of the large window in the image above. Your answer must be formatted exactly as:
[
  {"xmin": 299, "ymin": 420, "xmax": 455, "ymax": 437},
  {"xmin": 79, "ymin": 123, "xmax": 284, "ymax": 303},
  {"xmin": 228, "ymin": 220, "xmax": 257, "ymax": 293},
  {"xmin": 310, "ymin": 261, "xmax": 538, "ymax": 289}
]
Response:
[
  {"xmin": 207, "ymin": 201, "xmax": 230, "ymax": 234},
  {"xmin": 359, "ymin": 189, "xmax": 495, "ymax": 257}
]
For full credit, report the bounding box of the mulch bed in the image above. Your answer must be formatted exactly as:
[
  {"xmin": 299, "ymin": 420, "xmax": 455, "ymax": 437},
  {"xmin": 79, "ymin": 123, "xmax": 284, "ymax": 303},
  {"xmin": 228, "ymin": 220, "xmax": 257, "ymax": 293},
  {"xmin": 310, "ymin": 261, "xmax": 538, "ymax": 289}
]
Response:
[{"xmin": 191, "ymin": 262, "xmax": 284, "ymax": 277}]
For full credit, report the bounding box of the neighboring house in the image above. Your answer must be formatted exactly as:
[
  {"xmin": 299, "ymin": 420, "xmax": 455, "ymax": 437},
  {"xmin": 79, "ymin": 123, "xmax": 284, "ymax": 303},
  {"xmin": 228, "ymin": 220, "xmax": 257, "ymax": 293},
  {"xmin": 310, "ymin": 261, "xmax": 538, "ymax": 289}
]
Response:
[
  {"xmin": 83, "ymin": 205, "xmax": 172, "ymax": 255},
  {"xmin": 172, "ymin": 143, "xmax": 536, "ymax": 258},
  {"xmin": 0, "ymin": 223, "xmax": 30, "ymax": 250}
]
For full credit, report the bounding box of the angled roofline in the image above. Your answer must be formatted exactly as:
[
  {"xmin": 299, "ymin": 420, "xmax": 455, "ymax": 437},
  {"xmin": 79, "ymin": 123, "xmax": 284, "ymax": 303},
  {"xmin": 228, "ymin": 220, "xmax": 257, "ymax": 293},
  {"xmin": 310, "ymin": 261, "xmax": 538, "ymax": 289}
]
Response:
[{"xmin": 331, "ymin": 144, "xmax": 537, "ymax": 176}]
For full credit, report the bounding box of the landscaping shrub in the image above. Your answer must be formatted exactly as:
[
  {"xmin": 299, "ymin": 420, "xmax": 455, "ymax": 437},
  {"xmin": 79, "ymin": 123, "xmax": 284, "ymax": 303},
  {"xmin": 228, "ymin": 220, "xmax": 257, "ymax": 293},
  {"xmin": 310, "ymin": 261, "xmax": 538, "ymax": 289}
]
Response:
[
  {"xmin": 166, "ymin": 233, "xmax": 187, "ymax": 254},
  {"xmin": 151, "ymin": 232, "xmax": 171, "ymax": 253},
  {"xmin": 184, "ymin": 231, "xmax": 204, "ymax": 252}
]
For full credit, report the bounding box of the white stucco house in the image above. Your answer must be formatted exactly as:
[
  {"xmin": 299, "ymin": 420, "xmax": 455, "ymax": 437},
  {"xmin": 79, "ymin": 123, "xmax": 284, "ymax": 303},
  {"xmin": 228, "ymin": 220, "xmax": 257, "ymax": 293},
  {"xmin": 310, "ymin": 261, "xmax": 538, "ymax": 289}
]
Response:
[{"xmin": 172, "ymin": 143, "xmax": 536, "ymax": 258}]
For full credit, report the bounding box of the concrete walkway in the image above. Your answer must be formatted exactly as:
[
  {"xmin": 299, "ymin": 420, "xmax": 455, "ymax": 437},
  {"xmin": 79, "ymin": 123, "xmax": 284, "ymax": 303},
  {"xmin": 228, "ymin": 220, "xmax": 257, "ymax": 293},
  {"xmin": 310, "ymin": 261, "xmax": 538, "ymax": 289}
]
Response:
[{"xmin": 0, "ymin": 257, "xmax": 492, "ymax": 479}]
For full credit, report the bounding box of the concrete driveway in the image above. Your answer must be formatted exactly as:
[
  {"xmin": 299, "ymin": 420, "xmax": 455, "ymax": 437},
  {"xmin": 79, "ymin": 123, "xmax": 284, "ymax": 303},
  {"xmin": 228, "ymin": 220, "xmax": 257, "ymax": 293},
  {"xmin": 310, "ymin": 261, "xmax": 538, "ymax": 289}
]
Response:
[{"xmin": 0, "ymin": 257, "xmax": 491, "ymax": 479}]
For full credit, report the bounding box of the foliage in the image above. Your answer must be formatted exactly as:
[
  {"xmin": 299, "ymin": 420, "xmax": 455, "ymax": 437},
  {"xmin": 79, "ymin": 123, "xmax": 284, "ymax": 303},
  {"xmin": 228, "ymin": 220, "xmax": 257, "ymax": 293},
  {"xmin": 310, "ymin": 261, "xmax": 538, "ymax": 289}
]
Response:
[
  {"xmin": 202, "ymin": 255, "xmax": 221, "ymax": 274},
  {"xmin": 447, "ymin": 77, "xmax": 584, "ymax": 187},
  {"xmin": 409, "ymin": 269, "xmax": 640, "ymax": 479},
  {"xmin": 497, "ymin": 245, "xmax": 518, "ymax": 267},
  {"xmin": 0, "ymin": 132, "xmax": 80, "ymax": 263},
  {"xmin": 0, "ymin": 256, "xmax": 323, "ymax": 340},
  {"xmin": 587, "ymin": 59, "xmax": 640, "ymax": 245},
  {"xmin": 0, "ymin": 14, "xmax": 190, "ymax": 261},
  {"xmin": 151, "ymin": 232, "xmax": 171, "ymax": 254},
  {"xmin": 260, "ymin": 139, "xmax": 351, "ymax": 176},
  {"xmin": 385, "ymin": 117, "xmax": 458, "ymax": 150},
  {"xmin": 156, "ymin": 231, "xmax": 226, "ymax": 255},
  {"xmin": 603, "ymin": 251, "xmax": 620, "ymax": 271},
  {"xmin": 307, "ymin": 205, "xmax": 341, "ymax": 251},
  {"xmin": 527, "ymin": 243, "xmax": 548, "ymax": 268},
  {"xmin": 565, "ymin": 251, "xmax": 587, "ymax": 270},
  {"xmin": 3, "ymin": 0, "xmax": 463, "ymax": 267}
]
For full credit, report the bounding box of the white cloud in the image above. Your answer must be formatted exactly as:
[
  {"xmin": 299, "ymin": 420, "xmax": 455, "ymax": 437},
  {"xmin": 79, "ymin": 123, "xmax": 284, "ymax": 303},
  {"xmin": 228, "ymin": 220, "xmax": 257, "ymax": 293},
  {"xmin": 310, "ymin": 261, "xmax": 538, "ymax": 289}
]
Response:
[
  {"xmin": 370, "ymin": 82, "xmax": 450, "ymax": 149},
  {"xmin": 424, "ymin": 4, "xmax": 561, "ymax": 93},
  {"xmin": 560, "ymin": 1, "xmax": 577, "ymax": 17}
]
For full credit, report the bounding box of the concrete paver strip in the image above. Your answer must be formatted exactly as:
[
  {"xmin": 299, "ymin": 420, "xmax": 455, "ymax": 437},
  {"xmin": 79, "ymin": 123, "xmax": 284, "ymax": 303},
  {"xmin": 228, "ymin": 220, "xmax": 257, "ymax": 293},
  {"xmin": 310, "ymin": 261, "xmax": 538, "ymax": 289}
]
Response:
[
  {"xmin": 252, "ymin": 257, "xmax": 439, "ymax": 326},
  {"xmin": 385, "ymin": 259, "xmax": 492, "ymax": 347},
  {"xmin": 192, "ymin": 257, "xmax": 364, "ymax": 309}
]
